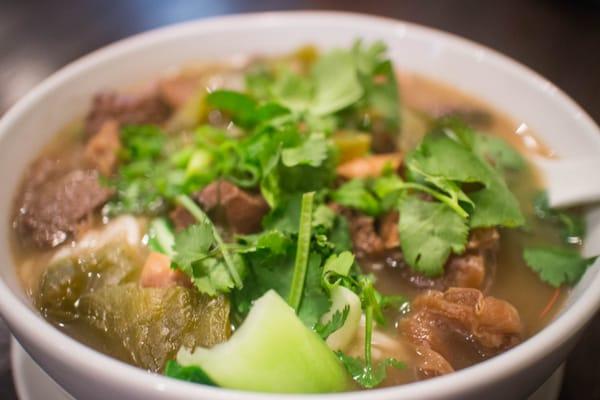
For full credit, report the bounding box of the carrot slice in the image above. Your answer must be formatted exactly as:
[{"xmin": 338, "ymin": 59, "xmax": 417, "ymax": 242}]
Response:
[
  {"xmin": 140, "ymin": 251, "xmax": 190, "ymax": 288},
  {"xmin": 539, "ymin": 288, "xmax": 561, "ymax": 319},
  {"xmin": 336, "ymin": 153, "xmax": 403, "ymax": 179}
]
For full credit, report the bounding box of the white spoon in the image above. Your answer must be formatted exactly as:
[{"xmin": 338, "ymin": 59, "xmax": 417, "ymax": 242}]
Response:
[{"xmin": 534, "ymin": 156, "xmax": 600, "ymax": 208}]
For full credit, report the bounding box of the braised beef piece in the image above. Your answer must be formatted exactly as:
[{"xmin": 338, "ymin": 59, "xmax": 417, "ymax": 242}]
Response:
[
  {"xmin": 443, "ymin": 253, "xmax": 486, "ymax": 289},
  {"xmin": 365, "ymin": 228, "xmax": 498, "ymax": 292},
  {"xmin": 371, "ymin": 131, "xmax": 398, "ymax": 153},
  {"xmin": 403, "ymin": 288, "xmax": 522, "ymax": 370},
  {"xmin": 169, "ymin": 205, "xmax": 196, "ymax": 232},
  {"xmin": 85, "ymin": 89, "xmax": 172, "ymax": 137},
  {"xmin": 84, "ymin": 119, "xmax": 121, "ymax": 176},
  {"xmin": 157, "ymin": 75, "xmax": 201, "ymax": 109},
  {"xmin": 332, "ymin": 205, "xmax": 399, "ymax": 256},
  {"xmin": 15, "ymin": 161, "xmax": 113, "ymax": 247},
  {"xmin": 197, "ymin": 180, "xmax": 269, "ymax": 235},
  {"xmin": 413, "ymin": 345, "xmax": 454, "ymax": 379},
  {"xmin": 466, "ymin": 227, "xmax": 500, "ymax": 251},
  {"xmin": 167, "ymin": 181, "xmax": 270, "ymax": 234}
]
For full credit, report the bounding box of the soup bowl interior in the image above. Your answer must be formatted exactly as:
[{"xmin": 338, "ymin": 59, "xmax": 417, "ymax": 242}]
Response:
[{"xmin": 0, "ymin": 11, "xmax": 599, "ymax": 400}]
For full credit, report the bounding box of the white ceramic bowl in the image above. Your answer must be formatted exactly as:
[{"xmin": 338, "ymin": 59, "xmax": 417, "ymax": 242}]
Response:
[{"xmin": 1, "ymin": 11, "xmax": 599, "ymax": 400}]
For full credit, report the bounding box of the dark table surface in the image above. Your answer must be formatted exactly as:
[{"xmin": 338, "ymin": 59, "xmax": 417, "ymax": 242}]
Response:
[{"xmin": 1, "ymin": 1, "xmax": 599, "ymax": 399}]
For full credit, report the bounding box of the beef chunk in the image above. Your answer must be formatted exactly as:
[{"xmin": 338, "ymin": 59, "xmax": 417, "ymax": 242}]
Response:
[
  {"xmin": 158, "ymin": 75, "xmax": 201, "ymax": 109},
  {"xmin": 85, "ymin": 89, "xmax": 171, "ymax": 137},
  {"xmin": 347, "ymin": 213, "xmax": 385, "ymax": 255},
  {"xmin": 467, "ymin": 228, "xmax": 500, "ymax": 252},
  {"xmin": 332, "ymin": 205, "xmax": 399, "ymax": 256},
  {"xmin": 375, "ymin": 228, "xmax": 498, "ymax": 292},
  {"xmin": 169, "ymin": 204, "xmax": 196, "ymax": 232},
  {"xmin": 371, "ymin": 131, "xmax": 398, "ymax": 154},
  {"xmin": 197, "ymin": 180, "xmax": 269, "ymax": 234},
  {"xmin": 403, "ymin": 288, "xmax": 522, "ymax": 368},
  {"xmin": 84, "ymin": 119, "xmax": 121, "ymax": 176},
  {"xmin": 16, "ymin": 165, "xmax": 113, "ymax": 247},
  {"xmin": 414, "ymin": 345, "xmax": 454, "ymax": 379},
  {"xmin": 444, "ymin": 253, "xmax": 486, "ymax": 289},
  {"xmin": 379, "ymin": 211, "xmax": 400, "ymax": 249}
]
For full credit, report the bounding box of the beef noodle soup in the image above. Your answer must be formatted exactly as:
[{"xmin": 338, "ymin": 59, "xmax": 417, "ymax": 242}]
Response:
[{"xmin": 10, "ymin": 42, "xmax": 590, "ymax": 393}]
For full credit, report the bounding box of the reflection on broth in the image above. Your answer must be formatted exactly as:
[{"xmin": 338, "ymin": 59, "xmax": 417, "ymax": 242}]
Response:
[{"xmin": 10, "ymin": 42, "xmax": 587, "ymax": 393}]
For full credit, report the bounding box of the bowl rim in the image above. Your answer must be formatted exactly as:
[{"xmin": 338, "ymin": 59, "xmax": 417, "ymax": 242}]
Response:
[{"xmin": 1, "ymin": 10, "xmax": 599, "ymax": 400}]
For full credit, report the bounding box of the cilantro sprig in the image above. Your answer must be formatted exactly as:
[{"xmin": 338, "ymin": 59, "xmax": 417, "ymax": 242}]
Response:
[
  {"xmin": 523, "ymin": 247, "xmax": 597, "ymax": 288},
  {"xmin": 321, "ymin": 252, "xmax": 407, "ymax": 388},
  {"xmin": 335, "ymin": 275, "xmax": 407, "ymax": 388},
  {"xmin": 314, "ymin": 305, "xmax": 350, "ymax": 340},
  {"xmin": 175, "ymin": 195, "xmax": 244, "ymax": 290}
]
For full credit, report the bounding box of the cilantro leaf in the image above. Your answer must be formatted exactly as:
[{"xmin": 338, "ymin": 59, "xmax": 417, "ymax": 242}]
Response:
[
  {"xmin": 234, "ymin": 193, "xmax": 331, "ymax": 328},
  {"xmin": 472, "ymin": 134, "xmax": 526, "ymax": 171},
  {"xmin": 334, "ymin": 273, "xmax": 406, "ymax": 389},
  {"xmin": 205, "ymin": 90, "xmax": 258, "ymax": 128},
  {"xmin": 336, "ymin": 353, "xmax": 405, "ymax": 389},
  {"xmin": 164, "ymin": 360, "xmax": 217, "ymax": 386},
  {"xmin": 271, "ymin": 69, "xmax": 314, "ymax": 112},
  {"xmin": 523, "ymin": 246, "xmax": 597, "ymax": 287},
  {"xmin": 322, "ymin": 251, "xmax": 355, "ymax": 290},
  {"xmin": 534, "ymin": 191, "xmax": 586, "ymax": 245},
  {"xmin": 314, "ymin": 305, "xmax": 349, "ymax": 340},
  {"xmin": 311, "ymin": 49, "xmax": 364, "ymax": 116},
  {"xmin": 262, "ymin": 194, "xmax": 302, "ymax": 234},
  {"xmin": 332, "ymin": 179, "xmax": 381, "ymax": 216},
  {"xmin": 281, "ymin": 133, "xmax": 329, "ymax": 168},
  {"xmin": 233, "ymin": 246, "xmax": 328, "ymax": 327},
  {"xmin": 436, "ymin": 116, "xmax": 525, "ymax": 172},
  {"xmin": 105, "ymin": 125, "xmax": 172, "ymax": 216},
  {"xmin": 147, "ymin": 218, "xmax": 176, "ymax": 257},
  {"xmin": 172, "ymin": 223, "xmax": 214, "ymax": 269},
  {"xmin": 171, "ymin": 221, "xmax": 243, "ymax": 296},
  {"xmin": 239, "ymin": 229, "xmax": 292, "ymax": 255},
  {"xmin": 399, "ymin": 195, "xmax": 469, "ymax": 277},
  {"xmin": 407, "ymin": 133, "xmax": 524, "ymax": 228},
  {"xmin": 352, "ymin": 40, "xmax": 401, "ymax": 131},
  {"xmin": 312, "ymin": 204, "xmax": 336, "ymax": 231},
  {"xmin": 169, "ymin": 195, "xmax": 245, "ymax": 295},
  {"xmin": 120, "ymin": 125, "xmax": 166, "ymax": 161}
]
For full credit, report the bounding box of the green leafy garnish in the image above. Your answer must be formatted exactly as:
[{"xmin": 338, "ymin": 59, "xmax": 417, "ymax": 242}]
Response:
[
  {"xmin": 205, "ymin": 90, "xmax": 259, "ymax": 128},
  {"xmin": 147, "ymin": 218, "xmax": 176, "ymax": 257},
  {"xmin": 168, "ymin": 195, "xmax": 244, "ymax": 295},
  {"xmin": 523, "ymin": 247, "xmax": 597, "ymax": 288},
  {"xmin": 332, "ymin": 179, "xmax": 381, "ymax": 216},
  {"xmin": 164, "ymin": 360, "xmax": 217, "ymax": 386},
  {"xmin": 399, "ymin": 195, "xmax": 469, "ymax": 277},
  {"xmin": 335, "ymin": 276, "xmax": 405, "ymax": 388},
  {"xmin": 314, "ymin": 305, "xmax": 350, "ymax": 340},
  {"xmin": 337, "ymin": 352, "xmax": 405, "ymax": 389},
  {"xmin": 281, "ymin": 133, "xmax": 329, "ymax": 168},
  {"xmin": 310, "ymin": 48, "xmax": 364, "ymax": 116},
  {"xmin": 322, "ymin": 251, "xmax": 356, "ymax": 291},
  {"xmin": 288, "ymin": 192, "xmax": 315, "ymax": 311},
  {"xmin": 534, "ymin": 191, "xmax": 585, "ymax": 245},
  {"xmin": 321, "ymin": 260, "xmax": 407, "ymax": 388},
  {"xmin": 407, "ymin": 133, "xmax": 524, "ymax": 228},
  {"xmin": 233, "ymin": 193, "xmax": 333, "ymax": 328},
  {"xmin": 434, "ymin": 116, "xmax": 525, "ymax": 172},
  {"xmin": 472, "ymin": 134, "xmax": 526, "ymax": 171}
]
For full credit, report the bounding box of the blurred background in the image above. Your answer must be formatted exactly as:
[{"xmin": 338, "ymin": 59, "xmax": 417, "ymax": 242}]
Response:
[{"xmin": 0, "ymin": 1, "xmax": 599, "ymax": 399}]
